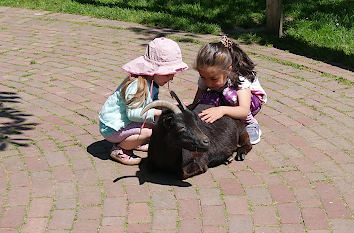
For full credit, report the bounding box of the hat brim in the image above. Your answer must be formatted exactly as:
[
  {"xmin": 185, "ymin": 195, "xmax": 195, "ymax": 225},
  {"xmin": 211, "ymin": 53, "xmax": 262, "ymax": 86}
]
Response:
[{"xmin": 122, "ymin": 56, "xmax": 188, "ymax": 76}]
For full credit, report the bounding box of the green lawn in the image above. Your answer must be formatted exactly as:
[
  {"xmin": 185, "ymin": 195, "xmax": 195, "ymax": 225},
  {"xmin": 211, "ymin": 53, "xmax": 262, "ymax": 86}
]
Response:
[{"xmin": 1, "ymin": 0, "xmax": 353, "ymax": 67}]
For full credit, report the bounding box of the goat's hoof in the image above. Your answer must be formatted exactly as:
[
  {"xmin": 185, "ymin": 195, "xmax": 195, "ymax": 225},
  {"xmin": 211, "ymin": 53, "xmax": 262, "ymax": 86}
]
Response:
[
  {"xmin": 225, "ymin": 156, "xmax": 234, "ymax": 164},
  {"xmin": 235, "ymin": 153, "xmax": 246, "ymax": 161}
]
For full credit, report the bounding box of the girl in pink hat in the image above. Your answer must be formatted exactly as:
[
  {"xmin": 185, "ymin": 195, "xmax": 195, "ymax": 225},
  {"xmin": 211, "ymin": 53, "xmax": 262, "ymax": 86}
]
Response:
[{"xmin": 99, "ymin": 37, "xmax": 188, "ymax": 165}]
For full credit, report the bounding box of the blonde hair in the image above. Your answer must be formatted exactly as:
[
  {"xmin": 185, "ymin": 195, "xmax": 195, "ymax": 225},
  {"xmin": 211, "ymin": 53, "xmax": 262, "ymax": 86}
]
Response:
[{"xmin": 121, "ymin": 75, "xmax": 149, "ymax": 109}]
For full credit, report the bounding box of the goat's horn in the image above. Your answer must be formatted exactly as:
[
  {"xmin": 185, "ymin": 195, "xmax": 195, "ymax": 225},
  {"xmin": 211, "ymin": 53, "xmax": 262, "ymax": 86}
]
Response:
[
  {"xmin": 141, "ymin": 100, "xmax": 182, "ymax": 116},
  {"xmin": 170, "ymin": 91, "xmax": 186, "ymax": 111}
]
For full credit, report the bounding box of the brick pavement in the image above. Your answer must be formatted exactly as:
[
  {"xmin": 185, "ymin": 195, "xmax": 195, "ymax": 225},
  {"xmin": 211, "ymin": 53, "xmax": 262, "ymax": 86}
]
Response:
[{"xmin": 0, "ymin": 6, "xmax": 353, "ymax": 233}]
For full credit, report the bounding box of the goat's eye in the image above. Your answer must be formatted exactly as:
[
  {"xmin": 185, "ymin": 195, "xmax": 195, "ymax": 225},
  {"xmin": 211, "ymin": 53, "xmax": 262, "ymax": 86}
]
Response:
[{"xmin": 176, "ymin": 127, "xmax": 186, "ymax": 133}]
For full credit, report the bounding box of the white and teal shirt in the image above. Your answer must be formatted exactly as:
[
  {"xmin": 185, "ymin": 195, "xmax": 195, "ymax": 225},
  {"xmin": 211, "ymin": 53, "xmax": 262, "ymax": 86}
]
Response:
[{"xmin": 99, "ymin": 78, "xmax": 159, "ymax": 138}]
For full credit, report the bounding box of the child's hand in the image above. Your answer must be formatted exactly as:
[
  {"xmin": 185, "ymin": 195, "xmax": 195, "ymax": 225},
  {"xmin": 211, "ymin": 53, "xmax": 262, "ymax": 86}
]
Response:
[
  {"xmin": 198, "ymin": 107, "xmax": 224, "ymax": 123},
  {"xmin": 154, "ymin": 109, "xmax": 162, "ymax": 117}
]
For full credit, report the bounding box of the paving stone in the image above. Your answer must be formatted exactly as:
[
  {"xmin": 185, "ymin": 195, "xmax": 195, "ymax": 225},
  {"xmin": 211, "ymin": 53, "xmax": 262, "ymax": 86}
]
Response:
[
  {"xmin": 152, "ymin": 209, "xmax": 177, "ymax": 231},
  {"xmin": 199, "ymin": 187, "xmax": 223, "ymax": 206},
  {"xmin": 246, "ymin": 186, "xmax": 272, "ymax": 205},
  {"xmin": 71, "ymin": 219, "xmax": 100, "ymax": 233},
  {"xmin": 331, "ymin": 218, "xmax": 354, "ymax": 233},
  {"xmin": 48, "ymin": 209, "xmax": 75, "ymax": 230},
  {"xmin": 253, "ymin": 206, "xmax": 278, "ymax": 226},
  {"xmin": 28, "ymin": 198, "xmax": 53, "ymax": 217},
  {"xmin": 224, "ymin": 196, "xmax": 250, "ymax": 215},
  {"xmin": 31, "ymin": 178, "xmax": 55, "ymax": 197},
  {"xmin": 45, "ymin": 151, "xmax": 68, "ymax": 167},
  {"xmin": 281, "ymin": 224, "xmax": 306, "ymax": 233},
  {"xmin": 174, "ymin": 186, "xmax": 198, "ymax": 200},
  {"xmin": 126, "ymin": 223, "xmax": 151, "ymax": 233},
  {"xmin": 22, "ymin": 217, "xmax": 48, "ymax": 233},
  {"xmin": 103, "ymin": 197, "xmax": 127, "ymax": 217},
  {"xmin": 78, "ymin": 186, "xmax": 102, "ymax": 206},
  {"xmin": 99, "ymin": 225, "xmax": 125, "ymax": 233},
  {"xmin": 277, "ymin": 203, "xmax": 302, "ymax": 224},
  {"xmin": 24, "ymin": 156, "xmax": 49, "ymax": 172},
  {"xmin": 8, "ymin": 171, "xmax": 30, "ymax": 187},
  {"xmin": 0, "ymin": 206, "xmax": 26, "ymax": 228},
  {"xmin": 314, "ymin": 182, "xmax": 351, "ymax": 218},
  {"xmin": 302, "ymin": 207, "xmax": 329, "ymax": 230},
  {"xmin": 7, "ymin": 186, "xmax": 30, "ymax": 206},
  {"xmin": 127, "ymin": 202, "xmax": 150, "ymax": 224},
  {"xmin": 228, "ymin": 215, "xmax": 253, "ymax": 233},
  {"xmin": 201, "ymin": 205, "xmax": 226, "ymax": 226},
  {"xmin": 179, "ymin": 219, "xmax": 202, "ymax": 233},
  {"xmin": 255, "ymin": 226, "xmax": 280, "ymax": 233},
  {"xmin": 236, "ymin": 170, "xmax": 263, "ymax": 187},
  {"xmin": 268, "ymin": 184, "xmax": 296, "ymax": 204},
  {"xmin": 151, "ymin": 191, "xmax": 176, "ymax": 209},
  {"xmin": 179, "ymin": 199, "xmax": 201, "ymax": 220},
  {"xmin": 218, "ymin": 178, "xmax": 244, "ymax": 195}
]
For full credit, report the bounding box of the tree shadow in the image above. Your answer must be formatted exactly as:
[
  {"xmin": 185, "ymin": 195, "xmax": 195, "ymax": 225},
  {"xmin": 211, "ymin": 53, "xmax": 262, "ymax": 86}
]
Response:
[
  {"xmin": 87, "ymin": 140, "xmax": 191, "ymax": 187},
  {"xmin": 0, "ymin": 91, "xmax": 39, "ymax": 151},
  {"xmin": 231, "ymin": 30, "xmax": 354, "ymax": 71},
  {"xmin": 74, "ymin": 0, "xmax": 264, "ymax": 30},
  {"xmin": 73, "ymin": 0, "xmax": 353, "ymax": 68}
]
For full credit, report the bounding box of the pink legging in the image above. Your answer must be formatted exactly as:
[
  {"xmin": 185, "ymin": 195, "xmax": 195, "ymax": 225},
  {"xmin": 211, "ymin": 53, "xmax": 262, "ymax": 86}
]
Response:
[{"xmin": 105, "ymin": 122, "xmax": 154, "ymax": 143}]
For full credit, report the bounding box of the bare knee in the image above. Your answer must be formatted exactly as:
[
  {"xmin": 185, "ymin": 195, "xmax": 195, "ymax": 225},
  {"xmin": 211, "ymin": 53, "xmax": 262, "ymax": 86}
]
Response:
[{"xmin": 139, "ymin": 128, "xmax": 152, "ymax": 140}]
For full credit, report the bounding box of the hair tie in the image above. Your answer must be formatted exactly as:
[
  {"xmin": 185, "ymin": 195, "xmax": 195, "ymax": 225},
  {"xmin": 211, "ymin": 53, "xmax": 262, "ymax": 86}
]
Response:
[{"xmin": 220, "ymin": 35, "xmax": 233, "ymax": 49}]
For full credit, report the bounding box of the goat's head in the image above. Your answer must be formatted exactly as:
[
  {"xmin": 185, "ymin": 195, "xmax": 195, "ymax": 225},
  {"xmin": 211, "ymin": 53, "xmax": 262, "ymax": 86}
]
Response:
[{"xmin": 141, "ymin": 91, "xmax": 210, "ymax": 152}]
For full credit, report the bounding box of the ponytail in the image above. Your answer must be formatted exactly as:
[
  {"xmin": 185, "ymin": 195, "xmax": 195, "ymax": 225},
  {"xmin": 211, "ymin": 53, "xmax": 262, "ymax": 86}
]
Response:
[
  {"xmin": 229, "ymin": 42, "xmax": 256, "ymax": 83},
  {"xmin": 121, "ymin": 75, "xmax": 148, "ymax": 109}
]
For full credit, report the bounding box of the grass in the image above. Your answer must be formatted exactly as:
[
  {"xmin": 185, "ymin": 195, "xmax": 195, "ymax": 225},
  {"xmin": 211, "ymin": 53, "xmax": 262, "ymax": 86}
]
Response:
[{"xmin": 0, "ymin": 0, "xmax": 353, "ymax": 67}]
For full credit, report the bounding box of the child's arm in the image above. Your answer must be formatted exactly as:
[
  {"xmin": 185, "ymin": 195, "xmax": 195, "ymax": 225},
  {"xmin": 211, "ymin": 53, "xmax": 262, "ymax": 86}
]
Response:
[{"xmin": 199, "ymin": 88, "xmax": 251, "ymax": 123}]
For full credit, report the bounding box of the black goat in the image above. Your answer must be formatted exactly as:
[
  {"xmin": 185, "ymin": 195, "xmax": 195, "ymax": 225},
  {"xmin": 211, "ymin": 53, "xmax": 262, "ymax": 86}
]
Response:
[{"xmin": 141, "ymin": 91, "xmax": 252, "ymax": 179}]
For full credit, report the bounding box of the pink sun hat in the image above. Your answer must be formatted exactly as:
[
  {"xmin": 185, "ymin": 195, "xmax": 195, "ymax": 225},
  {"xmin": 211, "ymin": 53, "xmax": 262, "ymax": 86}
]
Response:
[{"xmin": 122, "ymin": 37, "xmax": 188, "ymax": 76}]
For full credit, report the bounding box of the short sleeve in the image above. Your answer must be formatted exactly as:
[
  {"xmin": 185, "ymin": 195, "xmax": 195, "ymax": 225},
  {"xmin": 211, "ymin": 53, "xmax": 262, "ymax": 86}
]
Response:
[{"xmin": 238, "ymin": 76, "xmax": 252, "ymax": 90}]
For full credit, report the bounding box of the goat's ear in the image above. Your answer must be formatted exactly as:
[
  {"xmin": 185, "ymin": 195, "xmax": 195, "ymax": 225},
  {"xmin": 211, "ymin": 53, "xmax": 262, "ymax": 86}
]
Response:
[
  {"xmin": 170, "ymin": 91, "xmax": 186, "ymax": 111},
  {"xmin": 187, "ymin": 100, "xmax": 199, "ymax": 111},
  {"xmin": 162, "ymin": 116, "xmax": 173, "ymax": 129}
]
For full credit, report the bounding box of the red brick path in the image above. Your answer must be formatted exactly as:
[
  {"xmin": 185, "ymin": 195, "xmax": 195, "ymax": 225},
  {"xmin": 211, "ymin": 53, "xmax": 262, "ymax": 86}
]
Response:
[{"xmin": 0, "ymin": 6, "xmax": 353, "ymax": 233}]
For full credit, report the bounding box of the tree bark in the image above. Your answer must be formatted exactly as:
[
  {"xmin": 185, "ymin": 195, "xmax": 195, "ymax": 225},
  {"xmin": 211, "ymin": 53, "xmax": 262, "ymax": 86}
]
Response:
[{"xmin": 266, "ymin": 0, "xmax": 283, "ymax": 37}]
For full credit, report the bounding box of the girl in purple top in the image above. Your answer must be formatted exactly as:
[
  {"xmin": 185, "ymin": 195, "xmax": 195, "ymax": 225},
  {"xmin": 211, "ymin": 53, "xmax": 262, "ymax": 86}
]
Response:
[{"xmin": 192, "ymin": 36, "xmax": 267, "ymax": 144}]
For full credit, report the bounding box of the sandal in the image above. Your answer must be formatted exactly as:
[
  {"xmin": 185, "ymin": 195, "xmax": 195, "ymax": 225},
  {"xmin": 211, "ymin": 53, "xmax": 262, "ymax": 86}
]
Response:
[
  {"xmin": 135, "ymin": 143, "xmax": 149, "ymax": 152},
  {"xmin": 110, "ymin": 144, "xmax": 141, "ymax": 165}
]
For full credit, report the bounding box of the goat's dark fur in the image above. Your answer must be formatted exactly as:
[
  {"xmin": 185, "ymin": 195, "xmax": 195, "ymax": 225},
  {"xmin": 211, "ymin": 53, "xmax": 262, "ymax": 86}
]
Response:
[{"xmin": 144, "ymin": 92, "xmax": 252, "ymax": 179}]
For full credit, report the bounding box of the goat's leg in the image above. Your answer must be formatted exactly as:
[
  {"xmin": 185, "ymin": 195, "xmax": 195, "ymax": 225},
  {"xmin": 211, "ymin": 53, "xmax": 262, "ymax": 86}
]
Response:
[
  {"xmin": 236, "ymin": 130, "xmax": 252, "ymax": 161},
  {"xmin": 182, "ymin": 155, "xmax": 209, "ymax": 179}
]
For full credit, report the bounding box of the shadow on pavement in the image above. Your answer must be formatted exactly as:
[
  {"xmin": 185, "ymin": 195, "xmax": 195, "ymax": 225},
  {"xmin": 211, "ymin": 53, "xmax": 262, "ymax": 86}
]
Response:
[
  {"xmin": 87, "ymin": 140, "xmax": 191, "ymax": 187},
  {"xmin": 0, "ymin": 91, "xmax": 38, "ymax": 151},
  {"xmin": 87, "ymin": 139, "xmax": 113, "ymax": 160},
  {"xmin": 114, "ymin": 160, "xmax": 192, "ymax": 187}
]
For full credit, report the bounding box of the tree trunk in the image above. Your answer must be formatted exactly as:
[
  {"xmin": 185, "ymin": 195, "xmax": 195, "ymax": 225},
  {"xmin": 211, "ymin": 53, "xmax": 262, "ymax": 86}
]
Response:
[{"xmin": 266, "ymin": 0, "xmax": 283, "ymax": 37}]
